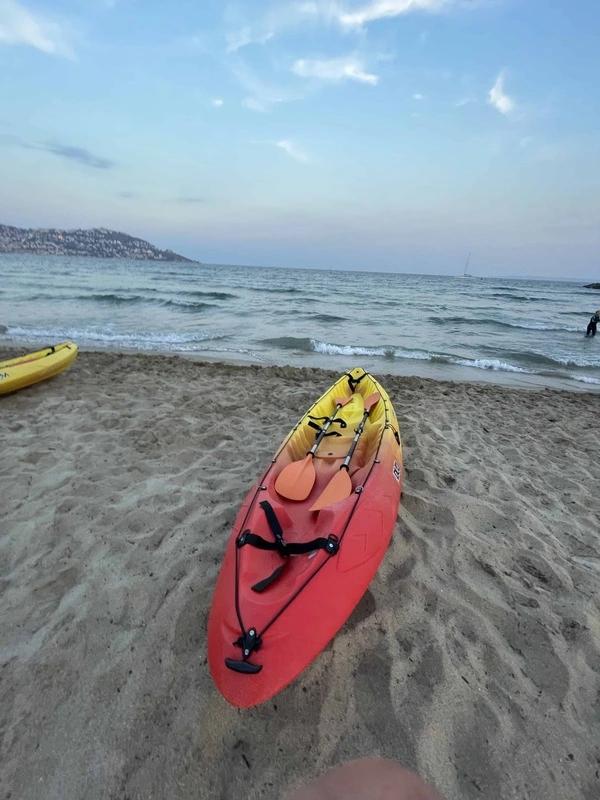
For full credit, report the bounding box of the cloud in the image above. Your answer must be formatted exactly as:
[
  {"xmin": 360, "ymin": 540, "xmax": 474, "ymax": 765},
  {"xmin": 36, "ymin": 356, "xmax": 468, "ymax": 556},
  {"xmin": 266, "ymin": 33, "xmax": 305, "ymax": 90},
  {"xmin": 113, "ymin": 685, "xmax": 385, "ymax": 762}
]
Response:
[
  {"xmin": 488, "ymin": 71, "xmax": 514, "ymax": 115},
  {"xmin": 292, "ymin": 57, "xmax": 378, "ymax": 85},
  {"xmin": 275, "ymin": 139, "xmax": 309, "ymax": 163},
  {"xmin": 233, "ymin": 60, "xmax": 289, "ymax": 112},
  {"xmin": 222, "ymin": 0, "xmax": 464, "ymax": 62},
  {"xmin": 226, "ymin": 26, "xmax": 274, "ymax": 53},
  {"xmin": 0, "ymin": 0, "xmax": 74, "ymax": 58},
  {"xmin": 224, "ymin": 0, "xmax": 462, "ymax": 52},
  {"xmin": 413, "ymin": 92, "xmax": 424, "ymax": 100},
  {"xmin": 211, "ymin": 98, "xmax": 224, "ymax": 107},
  {"xmin": 27, "ymin": 140, "xmax": 115, "ymax": 169},
  {"xmin": 242, "ymin": 96, "xmax": 271, "ymax": 112},
  {"xmin": 1, "ymin": 132, "xmax": 114, "ymax": 169},
  {"xmin": 176, "ymin": 196, "xmax": 207, "ymax": 204},
  {"xmin": 336, "ymin": 0, "xmax": 447, "ymax": 29},
  {"xmin": 455, "ymin": 96, "xmax": 476, "ymax": 107}
]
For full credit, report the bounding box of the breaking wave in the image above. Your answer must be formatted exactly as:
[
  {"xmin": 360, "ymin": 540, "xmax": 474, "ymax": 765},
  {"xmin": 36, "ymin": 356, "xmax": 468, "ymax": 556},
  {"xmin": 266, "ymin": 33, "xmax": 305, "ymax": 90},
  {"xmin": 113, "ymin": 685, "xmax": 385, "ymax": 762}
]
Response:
[{"xmin": 258, "ymin": 337, "xmax": 600, "ymax": 382}]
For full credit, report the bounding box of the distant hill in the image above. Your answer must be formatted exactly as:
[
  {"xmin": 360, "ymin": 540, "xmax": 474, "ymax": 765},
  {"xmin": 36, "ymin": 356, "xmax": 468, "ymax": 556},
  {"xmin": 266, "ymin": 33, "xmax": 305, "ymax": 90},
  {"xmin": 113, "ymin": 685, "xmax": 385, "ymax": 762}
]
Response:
[{"xmin": 0, "ymin": 224, "xmax": 196, "ymax": 262}]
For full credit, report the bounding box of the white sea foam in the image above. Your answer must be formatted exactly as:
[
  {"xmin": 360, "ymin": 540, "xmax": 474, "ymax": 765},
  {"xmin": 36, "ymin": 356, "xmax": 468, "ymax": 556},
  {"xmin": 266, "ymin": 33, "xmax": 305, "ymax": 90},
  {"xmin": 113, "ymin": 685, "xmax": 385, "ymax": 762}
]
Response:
[
  {"xmin": 309, "ymin": 339, "xmax": 532, "ymax": 374},
  {"xmin": 570, "ymin": 374, "xmax": 600, "ymax": 385},
  {"xmin": 4, "ymin": 325, "xmax": 222, "ymax": 350},
  {"xmin": 310, "ymin": 339, "xmax": 389, "ymax": 357}
]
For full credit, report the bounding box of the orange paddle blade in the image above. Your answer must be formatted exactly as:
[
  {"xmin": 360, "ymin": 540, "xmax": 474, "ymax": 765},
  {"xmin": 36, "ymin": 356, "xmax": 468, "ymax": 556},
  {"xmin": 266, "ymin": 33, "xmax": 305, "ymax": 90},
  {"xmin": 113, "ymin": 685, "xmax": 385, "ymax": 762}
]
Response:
[
  {"xmin": 310, "ymin": 468, "xmax": 352, "ymax": 511},
  {"xmin": 335, "ymin": 395, "xmax": 352, "ymax": 407},
  {"xmin": 274, "ymin": 455, "xmax": 317, "ymax": 501},
  {"xmin": 364, "ymin": 392, "xmax": 380, "ymax": 412},
  {"xmin": 274, "ymin": 394, "xmax": 352, "ymax": 501}
]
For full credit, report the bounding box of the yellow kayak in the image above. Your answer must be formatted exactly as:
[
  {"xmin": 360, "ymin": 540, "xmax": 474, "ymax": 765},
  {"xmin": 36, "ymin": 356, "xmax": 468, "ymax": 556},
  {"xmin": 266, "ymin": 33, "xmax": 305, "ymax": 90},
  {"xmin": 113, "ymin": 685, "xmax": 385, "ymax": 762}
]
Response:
[{"xmin": 0, "ymin": 342, "xmax": 78, "ymax": 395}]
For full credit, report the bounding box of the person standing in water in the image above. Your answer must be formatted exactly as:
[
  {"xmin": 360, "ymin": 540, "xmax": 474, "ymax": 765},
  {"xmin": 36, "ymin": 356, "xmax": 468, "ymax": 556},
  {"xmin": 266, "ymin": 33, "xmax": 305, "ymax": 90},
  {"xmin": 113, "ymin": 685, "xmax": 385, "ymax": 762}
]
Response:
[{"xmin": 586, "ymin": 309, "xmax": 600, "ymax": 337}]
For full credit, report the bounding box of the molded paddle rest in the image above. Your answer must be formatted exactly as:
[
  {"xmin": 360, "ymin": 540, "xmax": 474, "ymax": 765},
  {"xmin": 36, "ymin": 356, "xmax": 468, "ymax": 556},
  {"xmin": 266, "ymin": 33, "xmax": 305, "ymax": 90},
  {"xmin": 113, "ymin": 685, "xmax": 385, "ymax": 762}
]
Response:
[
  {"xmin": 275, "ymin": 395, "xmax": 351, "ymax": 501},
  {"xmin": 310, "ymin": 393, "xmax": 380, "ymax": 511}
]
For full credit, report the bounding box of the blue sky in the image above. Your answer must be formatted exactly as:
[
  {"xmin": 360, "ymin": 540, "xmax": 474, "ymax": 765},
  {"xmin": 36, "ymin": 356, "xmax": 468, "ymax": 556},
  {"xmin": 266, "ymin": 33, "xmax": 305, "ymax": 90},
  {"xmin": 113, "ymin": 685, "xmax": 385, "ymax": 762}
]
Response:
[{"xmin": 1, "ymin": 0, "xmax": 599, "ymax": 276}]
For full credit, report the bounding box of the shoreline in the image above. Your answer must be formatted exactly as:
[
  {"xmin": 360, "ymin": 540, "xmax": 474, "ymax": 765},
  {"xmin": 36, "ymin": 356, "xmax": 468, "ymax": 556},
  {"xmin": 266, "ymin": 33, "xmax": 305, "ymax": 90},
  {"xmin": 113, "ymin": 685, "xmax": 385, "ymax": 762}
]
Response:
[
  {"xmin": 2, "ymin": 340, "xmax": 599, "ymax": 395},
  {"xmin": 2, "ymin": 350, "xmax": 599, "ymax": 799}
]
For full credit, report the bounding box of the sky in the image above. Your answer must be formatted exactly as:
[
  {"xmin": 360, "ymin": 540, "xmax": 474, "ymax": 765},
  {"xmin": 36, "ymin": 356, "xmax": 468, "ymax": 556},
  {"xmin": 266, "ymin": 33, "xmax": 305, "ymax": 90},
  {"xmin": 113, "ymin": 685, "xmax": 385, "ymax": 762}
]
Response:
[{"xmin": 0, "ymin": 0, "xmax": 599, "ymax": 277}]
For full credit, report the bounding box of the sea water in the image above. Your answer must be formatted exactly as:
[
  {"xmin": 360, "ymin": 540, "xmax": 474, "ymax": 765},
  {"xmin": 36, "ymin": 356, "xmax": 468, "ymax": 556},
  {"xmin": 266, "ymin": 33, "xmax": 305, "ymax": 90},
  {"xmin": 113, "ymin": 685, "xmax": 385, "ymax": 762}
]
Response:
[{"xmin": 1, "ymin": 255, "xmax": 599, "ymax": 391}]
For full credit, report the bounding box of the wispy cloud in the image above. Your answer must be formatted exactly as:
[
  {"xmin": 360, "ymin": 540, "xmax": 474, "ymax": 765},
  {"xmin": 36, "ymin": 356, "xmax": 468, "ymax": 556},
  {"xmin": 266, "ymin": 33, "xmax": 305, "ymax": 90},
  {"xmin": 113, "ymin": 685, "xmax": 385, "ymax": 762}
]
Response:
[
  {"xmin": 0, "ymin": 0, "xmax": 75, "ymax": 58},
  {"xmin": 233, "ymin": 60, "xmax": 291, "ymax": 112},
  {"xmin": 242, "ymin": 97, "xmax": 266, "ymax": 112},
  {"xmin": 336, "ymin": 0, "xmax": 448, "ymax": 29},
  {"xmin": 211, "ymin": 97, "xmax": 224, "ymax": 107},
  {"xmin": 276, "ymin": 139, "xmax": 309, "ymax": 163},
  {"xmin": 27, "ymin": 140, "xmax": 115, "ymax": 169},
  {"xmin": 224, "ymin": 0, "xmax": 456, "ymax": 52},
  {"xmin": 455, "ymin": 96, "xmax": 476, "ymax": 107},
  {"xmin": 488, "ymin": 71, "xmax": 514, "ymax": 115},
  {"xmin": 413, "ymin": 92, "xmax": 424, "ymax": 100},
  {"xmin": 292, "ymin": 56, "xmax": 379, "ymax": 85},
  {"xmin": 226, "ymin": 26, "xmax": 274, "ymax": 53}
]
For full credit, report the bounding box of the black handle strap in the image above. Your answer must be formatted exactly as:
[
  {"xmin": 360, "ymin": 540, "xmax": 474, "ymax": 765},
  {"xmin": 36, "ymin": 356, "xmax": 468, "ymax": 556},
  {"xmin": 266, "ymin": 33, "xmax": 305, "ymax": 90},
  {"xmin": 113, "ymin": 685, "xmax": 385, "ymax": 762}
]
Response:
[
  {"xmin": 259, "ymin": 500, "xmax": 284, "ymax": 547},
  {"xmin": 308, "ymin": 414, "xmax": 347, "ymax": 429},
  {"xmin": 239, "ymin": 500, "xmax": 339, "ymax": 595},
  {"xmin": 238, "ymin": 530, "xmax": 339, "ymax": 557},
  {"xmin": 307, "ymin": 420, "xmax": 342, "ymax": 437}
]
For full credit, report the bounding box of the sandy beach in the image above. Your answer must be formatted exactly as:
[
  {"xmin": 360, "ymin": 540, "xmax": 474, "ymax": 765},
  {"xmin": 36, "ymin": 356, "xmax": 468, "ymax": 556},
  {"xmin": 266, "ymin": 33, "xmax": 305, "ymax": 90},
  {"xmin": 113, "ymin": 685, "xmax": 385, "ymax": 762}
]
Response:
[{"xmin": 1, "ymin": 350, "xmax": 599, "ymax": 800}]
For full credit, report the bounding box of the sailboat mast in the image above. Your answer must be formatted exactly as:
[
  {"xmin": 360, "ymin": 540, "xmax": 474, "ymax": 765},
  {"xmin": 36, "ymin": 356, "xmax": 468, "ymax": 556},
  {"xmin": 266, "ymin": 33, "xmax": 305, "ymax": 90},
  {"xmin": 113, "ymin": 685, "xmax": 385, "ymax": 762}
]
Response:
[{"xmin": 463, "ymin": 251, "xmax": 471, "ymax": 277}]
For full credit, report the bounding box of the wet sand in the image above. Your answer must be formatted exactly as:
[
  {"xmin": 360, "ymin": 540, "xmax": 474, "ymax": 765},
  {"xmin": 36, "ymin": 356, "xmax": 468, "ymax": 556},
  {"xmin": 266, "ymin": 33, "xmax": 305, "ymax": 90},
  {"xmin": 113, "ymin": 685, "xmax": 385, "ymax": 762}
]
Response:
[{"xmin": 1, "ymin": 351, "xmax": 599, "ymax": 799}]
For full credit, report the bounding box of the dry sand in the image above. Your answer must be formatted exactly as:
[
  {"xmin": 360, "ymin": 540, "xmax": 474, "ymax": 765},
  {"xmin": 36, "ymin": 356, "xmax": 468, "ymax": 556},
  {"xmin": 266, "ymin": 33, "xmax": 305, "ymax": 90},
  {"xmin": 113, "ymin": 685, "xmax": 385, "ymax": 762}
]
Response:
[{"xmin": 1, "ymin": 351, "xmax": 599, "ymax": 800}]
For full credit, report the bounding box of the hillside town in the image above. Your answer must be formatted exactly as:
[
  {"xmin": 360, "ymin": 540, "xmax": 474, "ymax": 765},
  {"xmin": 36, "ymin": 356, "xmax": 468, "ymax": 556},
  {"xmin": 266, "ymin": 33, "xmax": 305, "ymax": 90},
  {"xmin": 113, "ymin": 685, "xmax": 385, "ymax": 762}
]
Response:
[{"xmin": 0, "ymin": 225, "xmax": 194, "ymax": 262}]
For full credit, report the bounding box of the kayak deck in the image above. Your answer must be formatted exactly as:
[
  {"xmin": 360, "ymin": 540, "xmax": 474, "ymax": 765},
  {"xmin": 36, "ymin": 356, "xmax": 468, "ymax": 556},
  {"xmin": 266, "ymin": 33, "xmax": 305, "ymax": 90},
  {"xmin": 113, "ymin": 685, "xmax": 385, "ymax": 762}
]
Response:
[{"xmin": 0, "ymin": 342, "xmax": 78, "ymax": 395}]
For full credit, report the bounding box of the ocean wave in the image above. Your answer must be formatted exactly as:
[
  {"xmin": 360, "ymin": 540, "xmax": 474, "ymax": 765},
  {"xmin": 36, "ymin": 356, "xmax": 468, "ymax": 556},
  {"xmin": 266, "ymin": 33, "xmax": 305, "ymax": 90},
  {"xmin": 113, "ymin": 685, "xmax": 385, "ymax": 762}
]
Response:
[
  {"xmin": 259, "ymin": 336, "xmax": 392, "ymax": 357},
  {"xmin": 301, "ymin": 313, "xmax": 347, "ymax": 323},
  {"xmin": 261, "ymin": 337, "xmax": 533, "ymax": 374},
  {"xmin": 24, "ymin": 287, "xmax": 236, "ymax": 305},
  {"xmin": 3, "ymin": 325, "xmax": 225, "ymax": 351},
  {"xmin": 248, "ymin": 286, "xmax": 307, "ymax": 295},
  {"xmin": 160, "ymin": 299, "xmax": 217, "ymax": 312},
  {"xmin": 488, "ymin": 348, "xmax": 600, "ymax": 370},
  {"xmin": 268, "ymin": 337, "xmax": 600, "ymax": 378},
  {"xmin": 69, "ymin": 292, "xmax": 147, "ymax": 305},
  {"xmin": 487, "ymin": 292, "xmax": 551, "ymax": 302},
  {"xmin": 400, "ymin": 349, "xmax": 532, "ymax": 373},
  {"xmin": 429, "ymin": 316, "xmax": 581, "ymax": 333},
  {"xmin": 449, "ymin": 357, "xmax": 530, "ymax": 373},
  {"xmin": 312, "ymin": 340, "xmax": 394, "ymax": 357},
  {"xmin": 178, "ymin": 290, "xmax": 237, "ymax": 301},
  {"xmin": 26, "ymin": 292, "xmax": 220, "ymax": 312},
  {"xmin": 570, "ymin": 374, "xmax": 600, "ymax": 385}
]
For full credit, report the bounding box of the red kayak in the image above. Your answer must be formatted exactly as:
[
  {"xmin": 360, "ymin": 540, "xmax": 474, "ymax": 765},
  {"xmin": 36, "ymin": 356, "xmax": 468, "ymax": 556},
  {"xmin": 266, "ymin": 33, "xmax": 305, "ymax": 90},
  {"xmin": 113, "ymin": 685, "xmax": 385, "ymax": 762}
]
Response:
[{"xmin": 208, "ymin": 367, "xmax": 403, "ymax": 707}]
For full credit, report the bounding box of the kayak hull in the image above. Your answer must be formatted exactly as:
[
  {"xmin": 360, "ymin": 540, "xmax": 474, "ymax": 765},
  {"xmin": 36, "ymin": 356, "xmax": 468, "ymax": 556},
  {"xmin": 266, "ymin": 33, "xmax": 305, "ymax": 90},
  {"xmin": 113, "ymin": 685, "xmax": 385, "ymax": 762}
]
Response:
[
  {"xmin": 208, "ymin": 367, "xmax": 403, "ymax": 708},
  {"xmin": 0, "ymin": 342, "xmax": 78, "ymax": 395}
]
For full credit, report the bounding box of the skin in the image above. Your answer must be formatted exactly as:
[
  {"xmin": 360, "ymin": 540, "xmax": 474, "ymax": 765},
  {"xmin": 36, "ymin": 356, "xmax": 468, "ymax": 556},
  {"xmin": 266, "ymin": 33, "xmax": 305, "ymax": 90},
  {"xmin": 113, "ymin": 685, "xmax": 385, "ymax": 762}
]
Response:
[{"xmin": 286, "ymin": 758, "xmax": 445, "ymax": 800}]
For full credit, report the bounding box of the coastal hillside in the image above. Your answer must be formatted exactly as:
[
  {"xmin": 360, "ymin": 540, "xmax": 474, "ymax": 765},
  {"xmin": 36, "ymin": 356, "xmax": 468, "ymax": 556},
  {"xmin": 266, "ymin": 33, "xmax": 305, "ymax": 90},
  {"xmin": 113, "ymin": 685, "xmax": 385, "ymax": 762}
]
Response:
[{"xmin": 0, "ymin": 224, "xmax": 195, "ymax": 262}]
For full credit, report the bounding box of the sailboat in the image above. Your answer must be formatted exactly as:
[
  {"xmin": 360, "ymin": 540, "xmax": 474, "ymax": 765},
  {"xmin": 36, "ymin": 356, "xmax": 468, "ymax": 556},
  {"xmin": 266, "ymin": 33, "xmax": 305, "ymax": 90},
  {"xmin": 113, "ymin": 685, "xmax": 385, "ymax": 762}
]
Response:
[{"xmin": 461, "ymin": 251, "xmax": 473, "ymax": 278}]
